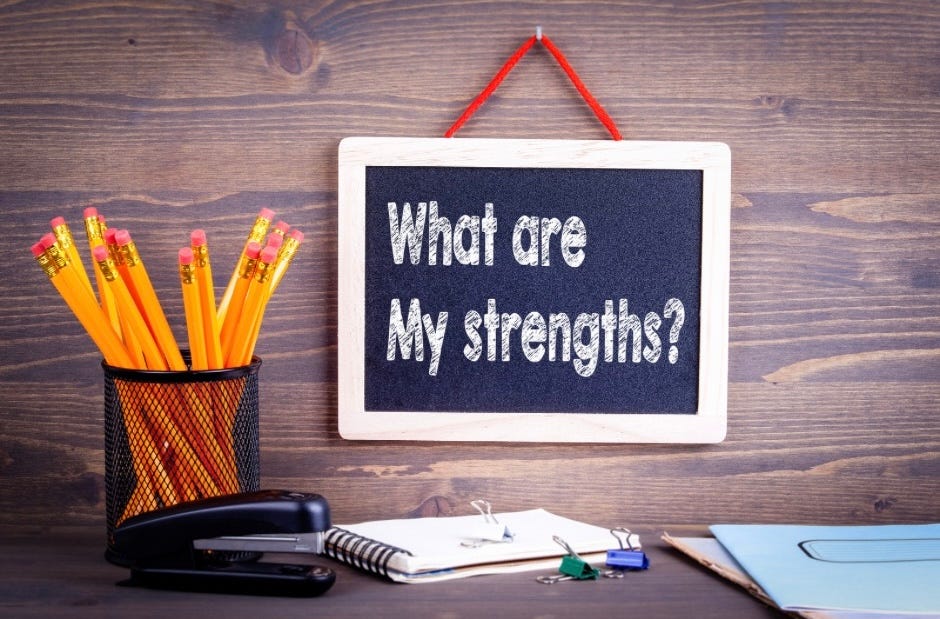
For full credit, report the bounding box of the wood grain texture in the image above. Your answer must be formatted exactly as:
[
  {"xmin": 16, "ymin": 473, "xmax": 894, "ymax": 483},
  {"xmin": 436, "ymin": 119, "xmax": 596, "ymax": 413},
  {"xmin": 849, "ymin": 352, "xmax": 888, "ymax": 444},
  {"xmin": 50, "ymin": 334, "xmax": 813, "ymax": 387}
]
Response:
[{"xmin": 0, "ymin": 1, "xmax": 938, "ymax": 615}]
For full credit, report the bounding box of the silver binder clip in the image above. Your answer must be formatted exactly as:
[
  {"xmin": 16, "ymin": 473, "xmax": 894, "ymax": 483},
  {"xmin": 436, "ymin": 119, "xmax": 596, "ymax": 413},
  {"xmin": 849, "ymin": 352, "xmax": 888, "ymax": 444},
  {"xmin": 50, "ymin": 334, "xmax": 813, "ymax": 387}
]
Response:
[{"xmin": 460, "ymin": 499, "xmax": 514, "ymax": 547}]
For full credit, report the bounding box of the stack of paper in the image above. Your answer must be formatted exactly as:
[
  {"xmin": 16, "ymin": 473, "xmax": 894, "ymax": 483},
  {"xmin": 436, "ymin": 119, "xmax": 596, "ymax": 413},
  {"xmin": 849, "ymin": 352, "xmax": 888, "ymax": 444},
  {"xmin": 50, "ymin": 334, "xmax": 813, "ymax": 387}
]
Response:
[
  {"xmin": 665, "ymin": 523, "xmax": 940, "ymax": 618},
  {"xmin": 324, "ymin": 508, "xmax": 636, "ymax": 583}
]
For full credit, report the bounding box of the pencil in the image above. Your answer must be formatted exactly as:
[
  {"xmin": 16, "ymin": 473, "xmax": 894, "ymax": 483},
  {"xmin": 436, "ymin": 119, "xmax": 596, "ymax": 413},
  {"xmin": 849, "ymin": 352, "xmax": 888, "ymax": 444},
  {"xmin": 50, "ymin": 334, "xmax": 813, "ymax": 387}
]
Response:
[
  {"xmin": 114, "ymin": 230, "xmax": 186, "ymax": 371},
  {"xmin": 239, "ymin": 229, "xmax": 305, "ymax": 364},
  {"xmin": 190, "ymin": 230, "xmax": 223, "ymax": 369},
  {"xmin": 33, "ymin": 236, "xmax": 133, "ymax": 368},
  {"xmin": 219, "ymin": 240, "xmax": 262, "ymax": 363},
  {"xmin": 270, "ymin": 228, "xmax": 304, "ymax": 295},
  {"xmin": 92, "ymin": 245, "xmax": 166, "ymax": 371},
  {"xmin": 50, "ymin": 216, "xmax": 95, "ymax": 300},
  {"xmin": 178, "ymin": 247, "xmax": 207, "ymax": 370},
  {"xmin": 217, "ymin": 207, "xmax": 274, "ymax": 324},
  {"xmin": 226, "ymin": 244, "xmax": 278, "ymax": 367},
  {"xmin": 82, "ymin": 207, "xmax": 122, "ymax": 337}
]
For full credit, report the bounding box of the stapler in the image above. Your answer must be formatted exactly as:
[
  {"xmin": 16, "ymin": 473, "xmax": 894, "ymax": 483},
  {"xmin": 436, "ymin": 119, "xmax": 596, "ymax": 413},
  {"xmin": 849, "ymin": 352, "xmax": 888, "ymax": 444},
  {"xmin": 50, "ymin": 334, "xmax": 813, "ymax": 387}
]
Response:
[{"xmin": 109, "ymin": 489, "xmax": 335, "ymax": 597}]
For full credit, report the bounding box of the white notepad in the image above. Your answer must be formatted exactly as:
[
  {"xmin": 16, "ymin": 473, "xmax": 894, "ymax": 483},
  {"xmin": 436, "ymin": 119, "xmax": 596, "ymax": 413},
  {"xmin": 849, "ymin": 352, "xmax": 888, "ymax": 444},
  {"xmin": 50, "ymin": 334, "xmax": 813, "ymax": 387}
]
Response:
[{"xmin": 324, "ymin": 508, "xmax": 637, "ymax": 583}]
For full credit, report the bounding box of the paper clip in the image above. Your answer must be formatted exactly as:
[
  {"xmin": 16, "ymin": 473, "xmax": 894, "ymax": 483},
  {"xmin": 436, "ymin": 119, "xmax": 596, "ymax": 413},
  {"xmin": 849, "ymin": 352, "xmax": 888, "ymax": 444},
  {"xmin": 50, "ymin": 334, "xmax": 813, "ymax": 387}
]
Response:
[
  {"xmin": 460, "ymin": 499, "xmax": 514, "ymax": 548},
  {"xmin": 537, "ymin": 535, "xmax": 599, "ymax": 583},
  {"xmin": 604, "ymin": 527, "xmax": 649, "ymax": 575}
]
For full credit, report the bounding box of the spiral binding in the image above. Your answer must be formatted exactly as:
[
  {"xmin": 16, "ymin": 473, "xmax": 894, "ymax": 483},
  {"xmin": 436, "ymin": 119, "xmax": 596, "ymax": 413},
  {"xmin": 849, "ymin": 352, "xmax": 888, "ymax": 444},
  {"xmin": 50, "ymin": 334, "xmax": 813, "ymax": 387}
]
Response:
[{"xmin": 323, "ymin": 527, "xmax": 414, "ymax": 579}]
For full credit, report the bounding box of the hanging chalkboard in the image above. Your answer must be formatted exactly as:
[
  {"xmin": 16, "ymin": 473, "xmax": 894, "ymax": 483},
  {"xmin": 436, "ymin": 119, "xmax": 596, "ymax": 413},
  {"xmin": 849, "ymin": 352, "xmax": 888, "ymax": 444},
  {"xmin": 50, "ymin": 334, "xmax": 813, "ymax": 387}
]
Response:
[{"xmin": 338, "ymin": 137, "xmax": 730, "ymax": 442}]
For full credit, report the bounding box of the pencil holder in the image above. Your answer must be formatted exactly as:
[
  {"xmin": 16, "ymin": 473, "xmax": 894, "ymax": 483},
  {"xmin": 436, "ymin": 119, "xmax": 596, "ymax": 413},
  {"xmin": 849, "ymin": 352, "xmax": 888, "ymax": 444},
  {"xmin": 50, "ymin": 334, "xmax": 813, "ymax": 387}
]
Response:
[{"xmin": 102, "ymin": 354, "xmax": 262, "ymax": 548}]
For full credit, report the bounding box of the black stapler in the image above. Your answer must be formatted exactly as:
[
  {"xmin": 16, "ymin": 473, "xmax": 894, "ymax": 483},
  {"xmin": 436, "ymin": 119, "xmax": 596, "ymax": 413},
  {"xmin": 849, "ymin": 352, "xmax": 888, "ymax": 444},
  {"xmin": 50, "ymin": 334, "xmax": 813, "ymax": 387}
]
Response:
[{"xmin": 109, "ymin": 489, "xmax": 335, "ymax": 597}]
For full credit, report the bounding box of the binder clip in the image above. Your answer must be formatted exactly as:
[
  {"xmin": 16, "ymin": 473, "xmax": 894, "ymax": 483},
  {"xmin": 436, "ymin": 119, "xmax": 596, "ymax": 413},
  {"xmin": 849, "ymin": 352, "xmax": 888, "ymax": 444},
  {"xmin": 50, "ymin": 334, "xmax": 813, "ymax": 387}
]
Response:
[
  {"xmin": 604, "ymin": 527, "xmax": 649, "ymax": 577},
  {"xmin": 536, "ymin": 536, "xmax": 600, "ymax": 583},
  {"xmin": 460, "ymin": 499, "xmax": 514, "ymax": 548}
]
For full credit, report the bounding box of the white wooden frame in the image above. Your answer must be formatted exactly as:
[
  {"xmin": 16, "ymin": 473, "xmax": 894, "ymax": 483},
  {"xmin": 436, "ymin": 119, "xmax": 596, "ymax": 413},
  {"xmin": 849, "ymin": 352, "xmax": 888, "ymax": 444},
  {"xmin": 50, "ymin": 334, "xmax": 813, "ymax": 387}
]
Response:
[{"xmin": 337, "ymin": 137, "xmax": 730, "ymax": 442}]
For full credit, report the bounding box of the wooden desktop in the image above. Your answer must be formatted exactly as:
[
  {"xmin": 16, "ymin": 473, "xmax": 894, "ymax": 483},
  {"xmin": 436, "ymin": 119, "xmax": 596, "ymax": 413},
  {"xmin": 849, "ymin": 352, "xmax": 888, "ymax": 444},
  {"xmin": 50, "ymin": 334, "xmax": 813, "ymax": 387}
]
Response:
[{"xmin": 1, "ymin": 2, "xmax": 937, "ymax": 617}]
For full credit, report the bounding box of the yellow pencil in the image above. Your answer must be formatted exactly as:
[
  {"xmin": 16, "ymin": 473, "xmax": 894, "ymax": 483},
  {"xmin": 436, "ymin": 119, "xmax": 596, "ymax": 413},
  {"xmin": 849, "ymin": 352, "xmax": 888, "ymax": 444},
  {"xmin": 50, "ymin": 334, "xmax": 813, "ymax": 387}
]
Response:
[
  {"xmin": 83, "ymin": 207, "xmax": 122, "ymax": 337},
  {"xmin": 241, "ymin": 228, "xmax": 305, "ymax": 363},
  {"xmin": 114, "ymin": 230, "xmax": 186, "ymax": 371},
  {"xmin": 178, "ymin": 247, "xmax": 207, "ymax": 370},
  {"xmin": 33, "ymin": 236, "xmax": 133, "ymax": 368},
  {"xmin": 270, "ymin": 228, "xmax": 304, "ymax": 295},
  {"xmin": 217, "ymin": 208, "xmax": 274, "ymax": 324},
  {"xmin": 226, "ymin": 244, "xmax": 278, "ymax": 367},
  {"xmin": 50, "ymin": 216, "xmax": 95, "ymax": 299},
  {"xmin": 219, "ymin": 240, "xmax": 262, "ymax": 363},
  {"xmin": 92, "ymin": 245, "xmax": 166, "ymax": 371},
  {"xmin": 190, "ymin": 230, "xmax": 223, "ymax": 369}
]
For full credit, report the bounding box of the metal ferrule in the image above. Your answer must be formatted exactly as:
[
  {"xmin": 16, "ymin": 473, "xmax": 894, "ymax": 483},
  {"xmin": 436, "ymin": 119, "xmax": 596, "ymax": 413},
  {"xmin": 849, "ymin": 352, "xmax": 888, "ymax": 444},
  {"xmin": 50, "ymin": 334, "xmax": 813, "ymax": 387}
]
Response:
[
  {"xmin": 179, "ymin": 262, "xmax": 196, "ymax": 285},
  {"xmin": 96, "ymin": 257, "xmax": 119, "ymax": 282},
  {"xmin": 240, "ymin": 256, "xmax": 259, "ymax": 280},
  {"xmin": 84, "ymin": 216, "xmax": 103, "ymax": 244},
  {"xmin": 108, "ymin": 241, "xmax": 124, "ymax": 266},
  {"xmin": 46, "ymin": 242, "xmax": 70, "ymax": 270},
  {"xmin": 193, "ymin": 244, "xmax": 209, "ymax": 268},
  {"xmin": 35, "ymin": 250, "xmax": 59, "ymax": 279},
  {"xmin": 249, "ymin": 217, "xmax": 271, "ymax": 244},
  {"xmin": 254, "ymin": 259, "xmax": 273, "ymax": 284},
  {"xmin": 52, "ymin": 223, "xmax": 73, "ymax": 251},
  {"xmin": 120, "ymin": 241, "xmax": 141, "ymax": 267}
]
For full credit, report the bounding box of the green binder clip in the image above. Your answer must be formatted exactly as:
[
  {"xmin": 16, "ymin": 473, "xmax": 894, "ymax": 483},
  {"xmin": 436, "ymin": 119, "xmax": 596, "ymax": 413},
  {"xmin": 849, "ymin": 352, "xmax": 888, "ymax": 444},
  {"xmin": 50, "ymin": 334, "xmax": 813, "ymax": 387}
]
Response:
[{"xmin": 554, "ymin": 535, "xmax": 600, "ymax": 580}]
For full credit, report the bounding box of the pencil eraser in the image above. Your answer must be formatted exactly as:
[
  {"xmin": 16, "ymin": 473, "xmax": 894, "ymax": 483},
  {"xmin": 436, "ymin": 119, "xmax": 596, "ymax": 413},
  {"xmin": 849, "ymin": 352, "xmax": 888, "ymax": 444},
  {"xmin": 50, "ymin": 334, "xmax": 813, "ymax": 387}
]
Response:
[
  {"xmin": 83, "ymin": 206, "xmax": 98, "ymax": 219},
  {"xmin": 31, "ymin": 241, "xmax": 46, "ymax": 257},
  {"xmin": 245, "ymin": 241, "xmax": 262, "ymax": 259},
  {"xmin": 259, "ymin": 207, "xmax": 275, "ymax": 221},
  {"xmin": 92, "ymin": 245, "xmax": 109, "ymax": 262},
  {"xmin": 266, "ymin": 233, "xmax": 284, "ymax": 249},
  {"xmin": 260, "ymin": 246, "xmax": 278, "ymax": 263},
  {"xmin": 275, "ymin": 220, "xmax": 290, "ymax": 234},
  {"xmin": 178, "ymin": 247, "xmax": 194, "ymax": 265},
  {"xmin": 40, "ymin": 232, "xmax": 57, "ymax": 248},
  {"xmin": 190, "ymin": 229, "xmax": 207, "ymax": 247},
  {"xmin": 104, "ymin": 228, "xmax": 118, "ymax": 244},
  {"xmin": 289, "ymin": 229, "xmax": 304, "ymax": 244},
  {"xmin": 115, "ymin": 229, "xmax": 132, "ymax": 246},
  {"xmin": 50, "ymin": 216, "xmax": 66, "ymax": 228}
]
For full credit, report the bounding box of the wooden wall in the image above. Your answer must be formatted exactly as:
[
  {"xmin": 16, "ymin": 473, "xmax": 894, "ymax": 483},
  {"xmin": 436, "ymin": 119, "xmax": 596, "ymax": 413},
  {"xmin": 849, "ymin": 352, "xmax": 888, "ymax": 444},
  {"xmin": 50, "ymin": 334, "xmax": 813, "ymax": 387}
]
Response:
[{"xmin": 1, "ymin": 1, "xmax": 938, "ymax": 534}]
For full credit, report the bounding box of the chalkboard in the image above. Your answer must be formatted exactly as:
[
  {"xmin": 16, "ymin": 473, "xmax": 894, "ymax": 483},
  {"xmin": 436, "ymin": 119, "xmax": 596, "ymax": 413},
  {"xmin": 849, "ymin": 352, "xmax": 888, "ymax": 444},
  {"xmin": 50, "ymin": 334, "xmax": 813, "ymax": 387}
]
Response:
[{"xmin": 338, "ymin": 137, "xmax": 730, "ymax": 443}]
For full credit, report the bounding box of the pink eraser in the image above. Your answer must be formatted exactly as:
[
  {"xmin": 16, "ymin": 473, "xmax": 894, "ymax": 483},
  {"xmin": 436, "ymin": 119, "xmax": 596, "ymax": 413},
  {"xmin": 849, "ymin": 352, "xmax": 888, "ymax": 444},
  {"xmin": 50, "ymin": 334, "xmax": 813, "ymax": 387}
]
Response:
[
  {"xmin": 50, "ymin": 216, "xmax": 66, "ymax": 228},
  {"xmin": 260, "ymin": 246, "xmax": 278, "ymax": 263},
  {"xmin": 115, "ymin": 230, "xmax": 132, "ymax": 246},
  {"xmin": 178, "ymin": 247, "xmax": 194, "ymax": 265},
  {"xmin": 245, "ymin": 241, "xmax": 262, "ymax": 259},
  {"xmin": 30, "ymin": 241, "xmax": 46, "ymax": 257},
  {"xmin": 40, "ymin": 232, "xmax": 57, "ymax": 248},
  {"xmin": 104, "ymin": 228, "xmax": 118, "ymax": 244},
  {"xmin": 289, "ymin": 229, "xmax": 304, "ymax": 243},
  {"xmin": 92, "ymin": 245, "xmax": 109, "ymax": 262},
  {"xmin": 275, "ymin": 220, "xmax": 290, "ymax": 234},
  {"xmin": 266, "ymin": 233, "xmax": 283, "ymax": 249},
  {"xmin": 258, "ymin": 207, "xmax": 275, "ymax": 220},
  {"xmin": 83, "ymin": 206, "xmax": 99, "ymax": 219},
  {"xmin": 190, "ymin": 229, "xmax": 207, "ymax": 246}
]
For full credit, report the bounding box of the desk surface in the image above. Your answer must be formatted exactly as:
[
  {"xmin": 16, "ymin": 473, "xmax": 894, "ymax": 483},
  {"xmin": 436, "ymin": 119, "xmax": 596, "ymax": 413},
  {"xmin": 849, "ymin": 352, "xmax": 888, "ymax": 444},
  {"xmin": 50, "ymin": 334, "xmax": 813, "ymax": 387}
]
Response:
[
  {"xmin": 0, "ymin": 526, "xmax": 783, "ymax": 618},
  {"xmin": 1, "ymin": 0, "xmax": 938, "ymax": 616}
]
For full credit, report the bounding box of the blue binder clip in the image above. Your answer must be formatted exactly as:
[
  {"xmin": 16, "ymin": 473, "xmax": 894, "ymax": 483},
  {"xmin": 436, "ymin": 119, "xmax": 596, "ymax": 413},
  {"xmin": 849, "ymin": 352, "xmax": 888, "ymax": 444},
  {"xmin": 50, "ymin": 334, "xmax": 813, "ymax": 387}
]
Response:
[{"xmin": 605, "ymin": 528, "xmax": 649, "ymax": 573}]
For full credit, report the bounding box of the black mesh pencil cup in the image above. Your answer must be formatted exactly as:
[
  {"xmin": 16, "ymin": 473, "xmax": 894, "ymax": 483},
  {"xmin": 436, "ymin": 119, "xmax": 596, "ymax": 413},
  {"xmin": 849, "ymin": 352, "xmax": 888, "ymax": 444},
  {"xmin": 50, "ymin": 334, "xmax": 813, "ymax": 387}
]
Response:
[{"xmin": 103, "ymin": 355, "xmax": 262, "ymax": 549}]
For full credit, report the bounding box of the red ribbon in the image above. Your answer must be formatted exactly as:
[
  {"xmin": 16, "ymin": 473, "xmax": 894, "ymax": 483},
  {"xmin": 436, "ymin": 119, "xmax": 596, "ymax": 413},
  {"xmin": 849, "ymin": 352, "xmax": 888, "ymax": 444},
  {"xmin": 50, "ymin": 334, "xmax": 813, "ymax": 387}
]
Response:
[{"xmin": 444, "ymin": 32, "xmax": 622, "ymax": 140}]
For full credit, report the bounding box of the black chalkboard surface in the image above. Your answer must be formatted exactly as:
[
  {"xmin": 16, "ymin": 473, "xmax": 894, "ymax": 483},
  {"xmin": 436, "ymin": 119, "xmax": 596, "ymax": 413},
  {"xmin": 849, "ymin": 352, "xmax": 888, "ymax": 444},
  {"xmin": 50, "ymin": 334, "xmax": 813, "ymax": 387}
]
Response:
[{"xmin": 339, "ymin": 138, "xmax": 730, "ymax": 443}]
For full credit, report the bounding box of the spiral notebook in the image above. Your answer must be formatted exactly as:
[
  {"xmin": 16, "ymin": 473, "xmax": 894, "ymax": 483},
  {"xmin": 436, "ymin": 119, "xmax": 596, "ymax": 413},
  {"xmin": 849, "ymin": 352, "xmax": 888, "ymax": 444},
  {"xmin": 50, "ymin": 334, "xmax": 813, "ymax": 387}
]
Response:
[{"xmin": 323, "ymin": 508, "xmax": 637, "ymax": 583}]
